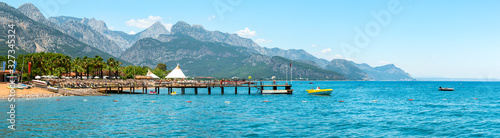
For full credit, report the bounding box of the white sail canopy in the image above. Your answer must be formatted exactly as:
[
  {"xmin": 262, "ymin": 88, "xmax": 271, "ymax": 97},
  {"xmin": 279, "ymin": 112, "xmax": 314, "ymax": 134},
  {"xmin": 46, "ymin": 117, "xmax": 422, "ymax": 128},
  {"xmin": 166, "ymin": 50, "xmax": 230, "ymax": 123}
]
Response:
[
  {"xmin": 165, "ymin": 65, "xmax": 186, "ymax": 78},
  {"xmin": 146, "ymin": 69, "xmax": 160, "ymax": 79}
]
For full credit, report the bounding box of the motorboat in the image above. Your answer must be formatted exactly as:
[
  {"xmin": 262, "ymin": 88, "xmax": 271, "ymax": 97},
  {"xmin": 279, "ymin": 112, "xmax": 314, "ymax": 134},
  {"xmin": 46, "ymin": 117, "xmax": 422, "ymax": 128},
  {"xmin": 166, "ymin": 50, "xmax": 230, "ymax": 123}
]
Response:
[
  {"xmin": 32, "ymin": 80, "xmax": 47, "ymax": 86},
  {"xmin": 47, "ymin": 86, "xmax": 58, "ymax": 92},
  {"xmin": 306, "ymin": 87, "xmax": 333, "ymax": 95},
  {"xmin": 439, "ymin": 87, "xmax": 454, "ymax": 91},
  {"xmin": 171, "ymin": 91, "xmax": 177, "ymax": 95},
  {"xmin": 149, "ymin": 91, "xmax": 157, "ymax": 94}
]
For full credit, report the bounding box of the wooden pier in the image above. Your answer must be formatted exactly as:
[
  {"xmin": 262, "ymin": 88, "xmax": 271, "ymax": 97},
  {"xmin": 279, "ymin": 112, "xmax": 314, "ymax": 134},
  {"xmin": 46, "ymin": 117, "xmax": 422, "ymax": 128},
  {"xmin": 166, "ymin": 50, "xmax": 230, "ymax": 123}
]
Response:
[{"xmin": 99, "ymin": 83, "xmax": 293, "ymax": 95}]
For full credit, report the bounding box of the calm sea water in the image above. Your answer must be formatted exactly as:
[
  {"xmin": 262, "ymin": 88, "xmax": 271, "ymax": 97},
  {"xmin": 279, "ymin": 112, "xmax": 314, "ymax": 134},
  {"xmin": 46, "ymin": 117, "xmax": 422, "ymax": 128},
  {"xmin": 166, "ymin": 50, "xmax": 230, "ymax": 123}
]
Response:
[{"xmin": 1, "ymin": 81, "xmax": 499, "ymax": 137}]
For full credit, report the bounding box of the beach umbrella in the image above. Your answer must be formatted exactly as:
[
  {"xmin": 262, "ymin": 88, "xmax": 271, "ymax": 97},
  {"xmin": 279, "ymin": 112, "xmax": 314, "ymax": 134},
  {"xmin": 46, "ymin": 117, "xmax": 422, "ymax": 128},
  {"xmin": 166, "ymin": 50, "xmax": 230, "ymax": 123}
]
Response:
[
  {"xmin": 35, "ymin": 76, "xmax": 41, "ymax": 79},
  {"xmin": 94, "ymin": 76, "xmax": 99, "ymax": 79}
]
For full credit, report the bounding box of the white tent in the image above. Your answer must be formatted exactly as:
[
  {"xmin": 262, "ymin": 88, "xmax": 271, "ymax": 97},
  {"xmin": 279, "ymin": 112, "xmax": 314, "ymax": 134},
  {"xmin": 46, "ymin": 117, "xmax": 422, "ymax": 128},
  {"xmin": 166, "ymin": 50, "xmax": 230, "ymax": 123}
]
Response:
[
  {"xmin": 146, "ymin": 69, "xmax": 160, "ymax": 79},
  {"xmin": 165, "ymin": 65, "xmax": 186, "ymax": 78}
]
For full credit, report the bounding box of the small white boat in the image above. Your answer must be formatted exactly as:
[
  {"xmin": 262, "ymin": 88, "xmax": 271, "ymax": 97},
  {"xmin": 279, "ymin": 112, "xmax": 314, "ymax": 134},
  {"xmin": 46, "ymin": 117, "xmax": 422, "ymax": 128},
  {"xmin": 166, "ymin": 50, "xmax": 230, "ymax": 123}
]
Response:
[
  {"xmin": 306, "ymin": 87, "xmax": 333, "ymax": 95},
  {"xmin": 32, "ymin": 80, "xmax": 47, "ymax": 85},
  {"xmin": 262, "ymin": 90, "xmax": 292, "ymax": 94},
  {"xmin": 439, "ymin": 87, "xmax": 454, "ymax": 91},
  {"xmin": 32, "ymin": 80, "xmax": 48, "ymax": 88},
  {"xmin": 47, "ymin": 86, "xmax": 59, "ymax": 92}
]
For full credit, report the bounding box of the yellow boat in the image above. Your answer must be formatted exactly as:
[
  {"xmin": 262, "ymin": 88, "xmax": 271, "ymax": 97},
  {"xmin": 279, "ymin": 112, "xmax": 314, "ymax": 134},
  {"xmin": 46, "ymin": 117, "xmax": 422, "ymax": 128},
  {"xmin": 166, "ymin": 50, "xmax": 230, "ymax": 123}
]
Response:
[
  {"xmin": 171, "ymin": 91, "xmax": 177, "ymax": 95},
  {"xmin": 306, "ymin": 87, "xmax": 333, "ymax": 95},
  {"xmin": 6, "ymin": 85, "xmax": 24, "ymax": 89},
  {"xmin": 6, "ymin": 86, "xmax": 17, "ymax": 89}
]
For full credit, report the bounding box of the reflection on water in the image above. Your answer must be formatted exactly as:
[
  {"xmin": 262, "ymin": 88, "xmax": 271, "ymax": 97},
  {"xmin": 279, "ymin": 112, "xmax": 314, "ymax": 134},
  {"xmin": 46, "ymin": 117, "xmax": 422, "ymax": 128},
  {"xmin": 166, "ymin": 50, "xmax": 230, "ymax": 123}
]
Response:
[{"xmin": 1, "ymin": 81, "xmax": 499, "ymax": 137}]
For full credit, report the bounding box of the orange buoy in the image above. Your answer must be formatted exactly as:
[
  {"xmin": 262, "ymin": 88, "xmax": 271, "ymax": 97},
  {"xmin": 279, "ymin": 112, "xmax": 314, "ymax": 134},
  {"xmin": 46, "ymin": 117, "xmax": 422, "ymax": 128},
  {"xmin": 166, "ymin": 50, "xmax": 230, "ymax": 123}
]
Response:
[
  {"xmin": 408, "ymin": 99, "xmax": 414, "ymax": 101},
  {"xmin": 474, "ymin": 98, "xmax": 478, "ymax": 100},
  {"xmin": 186, "ymin": 101, "xmax": 192, "ymax": 103},
  {"xmin": 263, "ymin": 100, "xmax": 269, "ymax": 102},
  {"xmin": 113, "ymin": 100, "xmax": 118, "ymax": 102},
  {"xmin": 56, "ymin": 99, "xmax": 60, "ymax": 101},
  {"xmin": 339, "ymin": 101, "xmax": 344, "ymax": 102}
]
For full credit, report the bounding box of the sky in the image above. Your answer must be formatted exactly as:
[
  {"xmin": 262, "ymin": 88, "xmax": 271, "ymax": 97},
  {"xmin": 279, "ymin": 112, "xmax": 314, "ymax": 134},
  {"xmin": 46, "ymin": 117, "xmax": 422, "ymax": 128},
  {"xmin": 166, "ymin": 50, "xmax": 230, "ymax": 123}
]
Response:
[{"xmin": 4, "ymin": 0, "xmax": 500, "ymax": 79}]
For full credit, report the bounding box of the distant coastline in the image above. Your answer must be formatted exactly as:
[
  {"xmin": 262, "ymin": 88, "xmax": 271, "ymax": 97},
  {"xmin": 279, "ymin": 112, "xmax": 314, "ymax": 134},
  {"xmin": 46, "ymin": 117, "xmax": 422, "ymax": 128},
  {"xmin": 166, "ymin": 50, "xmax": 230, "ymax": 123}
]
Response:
[{"xmin": 415, "ymin": 78, "xmax": 500, "ymax": 81}]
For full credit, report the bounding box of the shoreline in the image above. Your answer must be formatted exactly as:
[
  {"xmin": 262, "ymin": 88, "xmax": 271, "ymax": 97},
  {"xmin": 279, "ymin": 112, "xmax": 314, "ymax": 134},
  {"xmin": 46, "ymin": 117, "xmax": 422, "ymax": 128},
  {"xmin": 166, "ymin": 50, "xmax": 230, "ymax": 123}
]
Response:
[
  {"xmin": 0, "ymin": 83, "xmax": 108, "ymax": 100},
  {"xmin": 0, "ymin": 83, "xmax": 63, "ymax": 99}
]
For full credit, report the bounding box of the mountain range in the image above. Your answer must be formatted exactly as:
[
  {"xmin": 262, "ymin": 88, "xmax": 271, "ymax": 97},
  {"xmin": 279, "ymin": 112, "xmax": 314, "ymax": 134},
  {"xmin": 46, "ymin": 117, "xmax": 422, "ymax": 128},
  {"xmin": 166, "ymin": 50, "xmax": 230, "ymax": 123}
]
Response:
[
  {"xmin": 0, "ymin": 3, "xmax": 120, "ymax": 62},
  {"xmin": 0, "ymin": 2, "xmax": 413, "ymax": 80}
]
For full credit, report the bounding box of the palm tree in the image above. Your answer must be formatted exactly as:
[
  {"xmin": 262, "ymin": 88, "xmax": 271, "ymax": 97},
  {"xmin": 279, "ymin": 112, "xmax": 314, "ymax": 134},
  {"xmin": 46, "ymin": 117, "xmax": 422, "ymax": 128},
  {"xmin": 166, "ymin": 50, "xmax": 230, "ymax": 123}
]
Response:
[
  {"xmin": 64, "ymin": 55, "xmax": 71, "ymax": 77},
  {"xmin": 35, "ymin": 52, "xmax": 45, "ymax": 76},
  {"xmin": 106, "ymin": 58, "xmax": 115, "ymax": 79},
  {"xmin": 82, "ymin": 56, "xmax": 89, "ymax": 79},
  {"xmin": 52, "ymin": 54, "xmax": 64, "ymax": 76},
  {"xmin": 113, "ymin": 60, "xmax": 122, "ymax": 79},
  {"xmin": 94, "ymin": 55, "xmax": 104, "ymax": 79},
  {"xmin": 73, "ymin": 57, "xmax": 82, "ymax": 79}
]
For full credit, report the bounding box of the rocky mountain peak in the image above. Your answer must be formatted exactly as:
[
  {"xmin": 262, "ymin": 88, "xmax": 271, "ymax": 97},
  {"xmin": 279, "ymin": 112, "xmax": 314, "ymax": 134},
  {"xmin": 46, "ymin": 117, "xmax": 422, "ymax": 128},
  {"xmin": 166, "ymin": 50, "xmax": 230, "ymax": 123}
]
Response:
[
  {"xmin": 325, "ymin": 59, "xmax": 369, "ymax": 80},
  {"xmin": 136, "ymin": 21, "xmax": 169, "ymax": 39},
  {"xmin": 17, "ymin": 3, "xmax": 48, "ymax": 23},
  {"xmin": 151, "ymin": 21, "xmax": 163, "ymax": 26},
  {"xmin": 171, "ymin": 21, "xmax": 197, "ymax": 34},
  {"xmin": 375, "ymin": 64, "xmax": 400, "ymax": 72},
  {"xmin": 174, "ymin": 21, "xmax": 191, "ymax": 27},
  {"xmin": 0, "ymin": 2, "xmax": 19, "ymax": 13},
  {"xmin": 81, "ymin": 17, "xmax": 108, "ymax": 32}
]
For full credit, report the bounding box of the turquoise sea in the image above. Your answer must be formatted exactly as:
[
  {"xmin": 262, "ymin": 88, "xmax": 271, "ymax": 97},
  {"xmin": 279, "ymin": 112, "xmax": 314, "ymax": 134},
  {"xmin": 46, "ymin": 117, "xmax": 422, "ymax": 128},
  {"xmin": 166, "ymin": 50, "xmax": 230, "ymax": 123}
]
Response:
[{"xmin": 1, "ymin": 81, "xmax": 499, "ymax": 137}]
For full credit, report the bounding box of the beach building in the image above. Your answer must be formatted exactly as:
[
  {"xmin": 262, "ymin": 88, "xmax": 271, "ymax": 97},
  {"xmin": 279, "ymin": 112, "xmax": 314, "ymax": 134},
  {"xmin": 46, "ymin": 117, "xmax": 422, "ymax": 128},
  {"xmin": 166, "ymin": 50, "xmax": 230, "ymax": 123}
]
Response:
[
  {"xmin": 146, "ymin": 69, "xmax": 160, "ymax": 79},
  {"xmin": 0, "ymin": 70, "xmax": 21, "ymax": 82},
  {"xmin": 165, "ymin": 65, "xmax": 186, "ymax": 79}
]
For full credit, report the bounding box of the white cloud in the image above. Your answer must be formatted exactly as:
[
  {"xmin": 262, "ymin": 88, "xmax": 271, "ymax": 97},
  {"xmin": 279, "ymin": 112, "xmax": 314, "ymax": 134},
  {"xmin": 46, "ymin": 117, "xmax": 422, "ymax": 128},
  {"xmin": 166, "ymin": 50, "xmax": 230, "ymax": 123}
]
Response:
[
  {"xmin": 208, "ymin": 15, "xmax": 216, "ymax": 20},
  {"xmin": 162, "ymin": 23, "xmax": 173, "ymax": 32},
  {"xmin": 128, "ymin": 31, "xmax": 136, "ymax": 35},
  {"xmin": 321, "ymin": 48, "xmax": 332, "ymax": 53},
  {"xmin": 255, "ymin": 39, "xmax": 272, "ymax": 43},
  {"xmin": 311, "ymin": 44, "xmax": 317, "ymax": 47},
  {"xmin": 235, "ymin": 27, "xmax": 256, "ymax": 38},
  {"xmin": 379, "ymin": 60, "xmax": 392, "ymax": 64},
  {"xmin": 126, "ymin": 15, "xmax": 163, "ymax": 29},
  {"xmin": 333, "ymin": 54, "xmax": 344, "ymax": 59}
]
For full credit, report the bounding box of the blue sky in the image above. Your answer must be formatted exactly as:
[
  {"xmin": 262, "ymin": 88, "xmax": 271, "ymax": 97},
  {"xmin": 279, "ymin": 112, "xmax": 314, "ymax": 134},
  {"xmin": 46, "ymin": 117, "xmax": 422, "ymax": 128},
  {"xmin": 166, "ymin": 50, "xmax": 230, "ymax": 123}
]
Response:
[{"xmin": 4, "ymin": 0, "xmax": 500, "ymax": 79}]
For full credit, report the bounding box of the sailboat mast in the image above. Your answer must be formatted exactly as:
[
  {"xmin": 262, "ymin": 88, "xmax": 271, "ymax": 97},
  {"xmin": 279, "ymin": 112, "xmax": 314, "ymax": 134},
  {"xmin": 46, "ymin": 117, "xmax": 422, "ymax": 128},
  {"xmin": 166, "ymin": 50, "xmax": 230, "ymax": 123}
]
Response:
[
  {"xmin": 290, "ymin": 62, "xmax": 292, "ymax": 85},
  {"xmin": 285, "ymin": 65, "xmax": 288, "ymax": 85}
]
